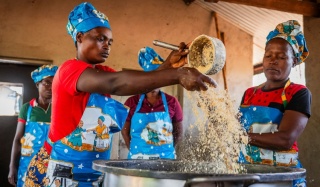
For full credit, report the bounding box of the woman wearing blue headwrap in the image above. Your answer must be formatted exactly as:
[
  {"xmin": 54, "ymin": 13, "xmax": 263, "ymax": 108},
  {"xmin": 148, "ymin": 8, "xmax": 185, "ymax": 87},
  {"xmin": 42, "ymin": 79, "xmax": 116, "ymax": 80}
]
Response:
[
  {"xmin": 24, "ymin": 2, "xmax": 217, "ymax": 187},
  {"xmin": 239, "ymin": 20, "xmax": 311, "ymax": 187},
  {"xmin": 122, "ymin": 47, "xmax": 183, "ymax": 160},
  {"xmin": 8, "ymin": 65, "xmax": 57, "ymax": 187}
]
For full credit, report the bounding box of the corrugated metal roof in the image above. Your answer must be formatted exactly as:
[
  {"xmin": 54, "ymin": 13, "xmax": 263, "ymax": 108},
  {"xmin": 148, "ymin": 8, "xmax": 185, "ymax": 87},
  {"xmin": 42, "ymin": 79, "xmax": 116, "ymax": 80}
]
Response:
[{"xmin": 195, "ymin": 0, "xmax": 302, "ymax": 64}]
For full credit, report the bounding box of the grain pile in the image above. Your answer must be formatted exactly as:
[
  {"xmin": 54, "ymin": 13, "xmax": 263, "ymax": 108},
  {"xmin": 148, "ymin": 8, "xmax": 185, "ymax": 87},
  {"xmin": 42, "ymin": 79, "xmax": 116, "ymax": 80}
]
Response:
[
  {"xmin": 177, "ymin": 87, "xmax": 248, "ymax": 174},
  {"xmin": 189, "ymin": 41, "xmax": 213, "ymax": 68},
  {"xmin": 188, "ymin": 37, "xmax": 214, "ymax": 75},
  {"xmin": 200, "ymin": 42, "xmax": 213, "ymax": 67}
]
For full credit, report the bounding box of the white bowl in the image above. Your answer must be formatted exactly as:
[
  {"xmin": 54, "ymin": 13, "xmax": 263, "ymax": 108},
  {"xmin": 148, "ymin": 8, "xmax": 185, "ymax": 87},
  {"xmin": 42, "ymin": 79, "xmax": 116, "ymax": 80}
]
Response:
[{"xmin": 188, "ymin": 35, "xmax": 226, "ymax": 75}]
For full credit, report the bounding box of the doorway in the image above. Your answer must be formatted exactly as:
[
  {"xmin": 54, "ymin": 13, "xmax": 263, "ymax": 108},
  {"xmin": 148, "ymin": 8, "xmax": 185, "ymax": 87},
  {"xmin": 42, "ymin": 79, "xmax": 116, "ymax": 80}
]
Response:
[{"xmin": 0, "ymin": 63, "xmax": 40, "ymax": 186}]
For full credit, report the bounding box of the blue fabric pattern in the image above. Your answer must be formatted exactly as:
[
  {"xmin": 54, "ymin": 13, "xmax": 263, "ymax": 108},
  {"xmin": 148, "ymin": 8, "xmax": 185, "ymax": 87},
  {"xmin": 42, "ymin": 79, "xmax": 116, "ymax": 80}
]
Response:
[
  {"xmin": 31, "ymin": 65, "xmax": 58, "ymax": 83},
  {"xmin": 239, "ymin": 106, "xmax": 305, "ymax": 186},
  {"xmin": 266, "ymin": 20, "xmax": 308, "ymax": 64},
  {"xmin": 67, "ymin": 2, "xmax": 111, "ymax": 42},
  {"xmin": 17, "ymin": 105, "xmax": 50, "ymax": 186},
  {"xmin": 138, "ymin": 46, "xmax": 164, "ymax": 72},
  {"xmin": 128, "ymin": 92, "xmax": 175, "ymax": 159},
  {"xmin": 45, "ymin": 93, "xmax": 128, "ymax": 187}
]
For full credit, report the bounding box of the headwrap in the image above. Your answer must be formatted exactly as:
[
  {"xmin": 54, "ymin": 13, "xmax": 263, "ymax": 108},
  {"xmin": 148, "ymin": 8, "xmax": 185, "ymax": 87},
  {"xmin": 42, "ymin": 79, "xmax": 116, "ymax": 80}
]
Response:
[
  {"xmin": 138, "ymin": 47, "xmax": 164, "ymax": 72},
  {"xmin": 266, "ymin": 20, "xmax": 309, "ymax": 64},
  {"xmin": 31, "ymin": 65, "xmax": 58, "ymax": 83},
  {"xmin": 98, "ymin": 116, "xmax": 105, "ymax": 122},
  {"xmin": 67, "ymin": 2, "xmax": 111, "ymax": 42}
]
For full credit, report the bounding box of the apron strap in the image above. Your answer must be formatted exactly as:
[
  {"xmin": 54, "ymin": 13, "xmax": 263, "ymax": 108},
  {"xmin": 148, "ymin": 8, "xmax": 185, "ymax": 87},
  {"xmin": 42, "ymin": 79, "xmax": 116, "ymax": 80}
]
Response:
[
  {"xmin": 243, "ymin": 79, "xmax": 291, "ymax": 108},
  {"xmin": 46, "ymin": 137, "xmax": 55, "ymax": 147},
  {"xmin": 243, "ymin": 83, "xmax": 265, "ymax": 105},
  {"xmin": 160, "ymin": 91, "xmax": 169, "ymax": 113},
  {"xmin": 281, "ymin": 79, "xmax": 291, "ymax": 108},
  {"xmin": 134, "ymin": 94, "xmax": 145, "ymax": 113},
  {"xmin": 27, "ymin": 104, "xmax": 33, "ymax": 121},
  {"xmin": 135, "ymin": 91, "xmax": 168, "ymax": 113}
]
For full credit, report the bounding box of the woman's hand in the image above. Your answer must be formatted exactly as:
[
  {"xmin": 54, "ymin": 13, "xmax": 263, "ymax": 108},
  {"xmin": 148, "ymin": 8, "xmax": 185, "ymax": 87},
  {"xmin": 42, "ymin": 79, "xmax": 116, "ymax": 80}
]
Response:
[
  {"xmin": 177, "ymin": 67, "xmax": 217, "ymax": 91},
  {"xmin": 159, "ymin": 42, "xmax": 189, "ymax": 70},
  {"xmin": 8, "ymin": 166, "xmax": 17, "ymax": 186}
]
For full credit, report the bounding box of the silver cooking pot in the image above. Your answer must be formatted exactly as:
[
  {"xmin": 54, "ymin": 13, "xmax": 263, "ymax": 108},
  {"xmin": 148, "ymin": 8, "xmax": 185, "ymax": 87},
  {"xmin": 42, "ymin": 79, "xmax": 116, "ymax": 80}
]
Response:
[{"xmin": 92, "ymin": 160, "xmax": 305, "ymax": 187}]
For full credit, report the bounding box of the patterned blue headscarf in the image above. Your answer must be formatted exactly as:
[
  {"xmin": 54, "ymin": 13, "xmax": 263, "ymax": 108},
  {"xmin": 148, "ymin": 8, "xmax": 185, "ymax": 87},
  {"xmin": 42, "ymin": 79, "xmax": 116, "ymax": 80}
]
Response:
[
  {"xmin": 31, "ymin": 65, "xmax": 58, "ymax": 83},
  {"xmin": 138, "ymin": 47, "xmax": 164, "ymax": 72},
  {"xmin": 67, "ymin": 2, "xmax": 111, "ymax": 42},
  {"xmin": 266, "ymin": 20, "xmax": 309, "ymax": 64}
]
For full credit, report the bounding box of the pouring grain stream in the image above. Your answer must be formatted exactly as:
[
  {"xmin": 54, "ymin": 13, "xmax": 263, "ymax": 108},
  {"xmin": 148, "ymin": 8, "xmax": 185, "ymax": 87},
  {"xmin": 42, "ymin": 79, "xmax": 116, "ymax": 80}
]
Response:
[
  {"xmin": 177, "ymin": 87, "xmax": 248, "ymax": 174},
  {"xmin": 160, "ymin": 35, "xmax": 247, "ymax": 174}
]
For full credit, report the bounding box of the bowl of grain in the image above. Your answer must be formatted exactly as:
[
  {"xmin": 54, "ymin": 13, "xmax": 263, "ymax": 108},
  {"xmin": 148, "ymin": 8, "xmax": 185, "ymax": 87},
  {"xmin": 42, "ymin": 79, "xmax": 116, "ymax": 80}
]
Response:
[{"xmin": 188, "ymin": 35, "xmax": 226, "ymax": 75}]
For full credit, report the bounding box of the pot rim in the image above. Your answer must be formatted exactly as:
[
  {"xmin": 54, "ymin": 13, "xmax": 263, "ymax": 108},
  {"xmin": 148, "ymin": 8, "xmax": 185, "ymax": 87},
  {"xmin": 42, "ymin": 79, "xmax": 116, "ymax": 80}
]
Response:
[{"xmin": 92, "ymin": 159, "xmax": 306, "ymax": 182}]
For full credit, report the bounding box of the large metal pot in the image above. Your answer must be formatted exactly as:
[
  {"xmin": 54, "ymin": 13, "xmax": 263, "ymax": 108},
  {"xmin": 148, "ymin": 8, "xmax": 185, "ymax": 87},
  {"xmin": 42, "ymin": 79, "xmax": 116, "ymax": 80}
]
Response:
[{"xmin": 92, "ymin": 160, "xmax": 305, "ymax": 187}]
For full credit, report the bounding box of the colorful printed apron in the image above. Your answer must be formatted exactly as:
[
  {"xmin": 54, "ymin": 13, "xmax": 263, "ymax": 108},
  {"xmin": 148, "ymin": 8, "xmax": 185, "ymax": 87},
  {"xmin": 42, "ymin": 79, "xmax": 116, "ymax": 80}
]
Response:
[
  {"xmin": 45, "ymin": 93, "xmax": 128, "ymax": 187},
  {"xmin": 128, "ymin": 92, "xmax": 175, "ymax": 159},
  {"xmin": 239, "ymin": 80, "xmax": 305, "ymax": 187},
  {"xmin": 17, "ymin": 105, "xmax": 50, "ymax": 187}
]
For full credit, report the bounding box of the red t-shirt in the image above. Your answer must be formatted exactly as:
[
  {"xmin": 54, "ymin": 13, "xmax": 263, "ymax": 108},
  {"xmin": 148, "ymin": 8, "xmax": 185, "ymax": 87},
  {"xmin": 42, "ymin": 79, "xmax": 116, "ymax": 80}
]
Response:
[
  {"xmin": 124, "ymin": 93, "xmax": 183, "ymax": 123},
  {"xmin": 45, "ymin": 59, "xmax": 116, "ymax": 153}
]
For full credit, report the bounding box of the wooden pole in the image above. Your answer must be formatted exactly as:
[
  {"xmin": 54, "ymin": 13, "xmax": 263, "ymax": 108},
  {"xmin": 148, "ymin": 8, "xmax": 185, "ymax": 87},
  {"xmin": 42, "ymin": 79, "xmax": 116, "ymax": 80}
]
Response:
[
  {"xmin": 220, "ymin": 32, "xmax": 228, "ymax": 90},
  {"xmin": 212, "ymin": 11, "xmax": 228, "ymax": 90}
]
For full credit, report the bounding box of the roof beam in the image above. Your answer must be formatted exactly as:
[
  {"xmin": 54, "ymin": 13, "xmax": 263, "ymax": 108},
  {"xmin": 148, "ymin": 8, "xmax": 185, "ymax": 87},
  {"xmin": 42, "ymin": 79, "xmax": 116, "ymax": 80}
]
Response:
[{"xmin": 207, "ymin": 0, "xmax": 320, "ymax": 17}]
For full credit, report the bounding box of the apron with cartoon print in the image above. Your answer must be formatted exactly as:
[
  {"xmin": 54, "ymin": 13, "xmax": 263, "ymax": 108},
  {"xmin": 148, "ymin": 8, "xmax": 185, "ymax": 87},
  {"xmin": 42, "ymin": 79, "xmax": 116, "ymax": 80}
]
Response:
[
  {"xmin": 128, "ymin": 92, "xmax": 175, "ymax": 159},
  {"xmin": 45, "ymin": 93, "xmax": 128, "ymax": 187},
  {"xmin": 239, "ymin": 80, "xmax": 305, "ymax": 187},
  {"xmin": 17, "ymin": 105, "xmax": 50, "ymax": 187}
]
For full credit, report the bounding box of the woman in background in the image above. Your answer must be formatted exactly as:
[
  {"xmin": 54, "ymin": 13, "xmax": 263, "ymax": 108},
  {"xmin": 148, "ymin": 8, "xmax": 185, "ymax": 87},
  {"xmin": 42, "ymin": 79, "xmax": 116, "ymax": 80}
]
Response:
[
  {"xmin": 8, "ymin": 65, "xmax": 57, "ymax": 186},
  {"xmin": 122, "ymin": 47, "xmax": 183, "ymax": 159},
  {"xmin": 239, "ymin": 20, "xmax": 311, "ymax": 187}
]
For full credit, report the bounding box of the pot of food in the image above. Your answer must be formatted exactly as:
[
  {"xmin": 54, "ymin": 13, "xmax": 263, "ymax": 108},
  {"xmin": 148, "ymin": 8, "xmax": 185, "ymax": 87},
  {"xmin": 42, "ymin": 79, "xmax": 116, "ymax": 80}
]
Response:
[
  {"xmin": 153, "ymin": 34, "xmax": 226, "ymax": 75},
  {"xmin": 92, "ymin": 160, "xmax": 306, "ymax": 187}
]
